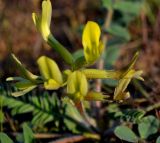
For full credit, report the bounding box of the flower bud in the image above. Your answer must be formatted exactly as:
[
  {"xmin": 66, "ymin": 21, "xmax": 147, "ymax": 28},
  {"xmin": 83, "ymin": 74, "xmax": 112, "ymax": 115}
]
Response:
[{"xmin": 32, "ymin": 0, "xmax": 51, "ymax": 41}]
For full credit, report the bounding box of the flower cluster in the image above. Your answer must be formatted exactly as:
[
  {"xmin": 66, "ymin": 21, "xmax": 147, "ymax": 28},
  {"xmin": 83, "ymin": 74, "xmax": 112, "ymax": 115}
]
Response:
[{"xmin": 7, "ymin": 0, "xmax": 143, "ymax": 110}]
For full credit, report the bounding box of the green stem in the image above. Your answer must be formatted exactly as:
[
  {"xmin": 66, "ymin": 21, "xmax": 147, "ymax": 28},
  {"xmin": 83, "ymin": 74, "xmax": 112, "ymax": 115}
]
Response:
[
  {"xmin": 133, "ymin": 79, "xmax": 150, "ymax": 100},
  {"xmin": 48, "ymin": 34, "xmax": 74, "ymax": 66},
  {"xmin": 82, "ymin": 69, "xmax": 122, "ymax": 79},
  {"xmin": 145, "ymin": 102, "xmax": 160, "ymax": 112},
  {"xmin": 0, "ymin": 87, "xmax": 5, "ymax": 132}
]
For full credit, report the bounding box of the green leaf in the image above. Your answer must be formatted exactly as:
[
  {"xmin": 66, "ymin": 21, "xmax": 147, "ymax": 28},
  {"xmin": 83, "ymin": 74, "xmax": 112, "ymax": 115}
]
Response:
[
  {"xmin": 103, "ymin": 79, "xmax": 118, "ymax": 87},
  {"xmin": 17, "ymin": 104, "xmax": 34, "ymax": 114},
  {"xmin": 114, "ymin": 125, "xmax": 138, "ymax": 143},
  {"xmin": 114, "ymin": 1, "xmax": 142, "ymax": 15},
  {"xmin": 120, "ymin": 109, "xmax": 145, "ymax": 123},
  {"xmin": 63, "ymin": 99, "xmax": 86, "ymax": 133},
  {"xmin": 15, "ymin": 80, "xmax": 37, "ymax": 90},
  {"xmin": 121, "ymin": 13, "xmax": 136, "ymax": 25},
  {"xmin": 107, "ymin": 24, "xmax": 131, "ymax": 41},
  {"xmin": 73, "ymin": 49, "xmax": 84, "ymax": 60},
  {"xmin": 156, "ymin": 136, "xmax": 160, "ymax": 143},
  {"xmin": 6, "ymin": 76, "xmax": 26, "ymax": 81},
  {"xmin": 2, "ymin": 93, "xmax": 56, "ymax": 126},
  {"xmin": 11, "ymin": 85, "xmax": 37, "ymax": 97},
  {"xmin": 0, "ymin": 110, "xmax": 4, "ymax": 123},
  {"xmin": 105, "ymin": 44, "xmax": 120, "ymax": 66},
  {"xmin": 0, "ymin": 133, "xmax": 14, "ymax": 143},
  {"xmin": 138, "ymin": 115, "xmax": 160, "ymax": 139},
  {"xmin": 16, "ymin": 133, "xmax": 24, "ymax": 143},
  {"xmin": 22, "ymin": 123, "xmax": 34, "ymax": 143},
  {"xmin": 10, "ymin": 54, "xmax": 38, "ymax": 82},
  {"xmin": 102, "ymin": 0, "xmax": 113, "ymax": 9}
]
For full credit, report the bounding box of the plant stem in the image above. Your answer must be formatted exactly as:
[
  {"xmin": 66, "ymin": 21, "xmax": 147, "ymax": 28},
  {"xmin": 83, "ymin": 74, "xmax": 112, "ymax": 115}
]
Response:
[
  {"xmin": 95, "ymin": 7, "xmax": 113, "ymax": 114},
  {"xmin": 96, "ymin": 8, "xmax": 113, "ymax": 92},
  {"xmin": 48, "ymin": 34, "xmax": 74, "ymax": 66},
  {"xmin": 145, "ymin": 102, "xmax": 160, "ymax": 112},
  {"xmin": 0, "ymin": 94, "xmax": 3, "ymax": 132},
  {"xmin": 133, "ymin": 79, "xmax": 150, "ymax": 100}
]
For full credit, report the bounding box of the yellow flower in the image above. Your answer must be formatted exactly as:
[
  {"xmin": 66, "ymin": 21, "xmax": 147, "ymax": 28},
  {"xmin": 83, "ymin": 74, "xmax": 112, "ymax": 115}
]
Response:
[
  {"xmin": 37, "ymin": 56, "xmax": 63, "ymax": 90},
  {"xmin": 67, "ymin": 71, "xmax": 107, "ymax": 102},
  {"xmin": 32, "ymin": 0, "xmax": 52, "ymax": 41},
  {"xmin": 82, "ymin": 21, "xmax": 104, "ymax": 64},
  {"xmin": 67, "ymin": 71, "xmax": 88, "ymax": 101}
]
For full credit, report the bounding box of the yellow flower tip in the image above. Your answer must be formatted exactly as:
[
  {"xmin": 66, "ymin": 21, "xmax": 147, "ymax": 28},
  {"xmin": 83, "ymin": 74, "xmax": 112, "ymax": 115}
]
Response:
[
  {"xmin": 113, "ymin": 92, "xmax": 130, "ymax": 101},
  {"xmin": 85, "ymin": 91, "xmax": 109, "ymax": 101},
  {"xmin": 133, "ymin": 70, "xmax": 144, "ymax": 81},
  {"xmin": 32, "ymin": 12, "xmax": 41, "ymax": 33},
  {"xmin": 82, "ymin": 21, "xmax": 103, "ymax": 64},
  {"xmin": 41, "ymin": 0, "xmax": 52, "ymax": 41},
  {"xmin": 32, "ymin": 13, "xmax": 36, "ymax": 25},
  {"xmin": 32, "ymin": 0, "xmax": 52, "ymax": 41}
]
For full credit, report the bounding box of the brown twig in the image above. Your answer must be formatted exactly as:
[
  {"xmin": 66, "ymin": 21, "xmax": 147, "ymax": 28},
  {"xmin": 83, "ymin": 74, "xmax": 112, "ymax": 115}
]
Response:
[
  {"xmin": 10, "ymin": 132, "xmax": 100, "ymax": 143},
  {"xmin": 153, "ymin": 8, "xmax": 160, "ymax": 39},
  {"xmin": 140, "ymin": 10, "xmax": 148, "ymax": 46},
  {"xmin": 145, "ymin": 102, "xmax": 160, "ymax": 113},
  {"xmin": 11, "ymin": 132, "xmax": 61, "ymax": 139},
  {"xmin": 48, "ymin": 135, "xmax": 87, "ymax": 143},
  {"xmin": 5, "ymin": 113, "xmax": 17, "ymax": 132},
  {"xmin": 94, "ymin": 8, "xmax": 113, "ymax": 115},
  {"xmin": 96, "ymin": 8, "xmax": 113, "ymax": 93},
  {"xmin": 48, "ymin": 134, "xmax": 100, "ymax": 143},
  {"xmin": 132, "ymin": 79, "xmax": 153, "ymax": 103}
]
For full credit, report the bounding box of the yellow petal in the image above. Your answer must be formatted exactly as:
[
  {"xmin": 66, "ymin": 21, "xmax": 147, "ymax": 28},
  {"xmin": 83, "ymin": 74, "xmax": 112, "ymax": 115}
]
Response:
[
  {"xmin": 41, "ymin": 0, "xmax": 52, "ymax": 40},
  {"xmin": 44, "ymin": 79, "xmax": 61, "ymax": 90},
  {"xmin": 67, "ymin": 71, "xmax": 88, "ymax": 100},
  {"xmin": 67, "ymin": 72, "xmax": 77, "ymax": 94},
  {"xmin": 82, "ymin": 21, "xmax": 103, "ymax": 64},
  {"xmin": 42, "ymin": 0, "xmax": 52, "ymax": 28},
  {"xmin": 37, "ymin": 56, "xmax": 63, "ymax": 84},
  {"xmin": 78, "ymin": 72, "xmax": 88, "ymax": 96}
]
